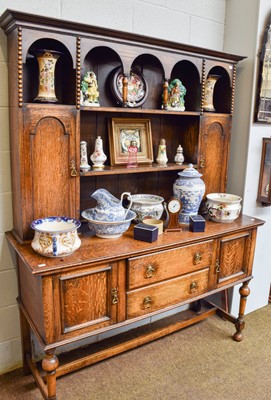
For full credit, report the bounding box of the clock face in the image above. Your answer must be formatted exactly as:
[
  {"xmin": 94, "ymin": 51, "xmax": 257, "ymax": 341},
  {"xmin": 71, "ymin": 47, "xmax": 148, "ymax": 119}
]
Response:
[{"xmin": 168, "ymin": 198, "xmax": 181, "ymax": 213}]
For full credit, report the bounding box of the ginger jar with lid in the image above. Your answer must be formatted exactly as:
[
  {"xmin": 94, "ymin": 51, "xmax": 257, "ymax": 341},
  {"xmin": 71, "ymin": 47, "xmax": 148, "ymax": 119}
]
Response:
[{"xmin": 173, "ymin": 164, "xmax": 205, "ymax": 224}]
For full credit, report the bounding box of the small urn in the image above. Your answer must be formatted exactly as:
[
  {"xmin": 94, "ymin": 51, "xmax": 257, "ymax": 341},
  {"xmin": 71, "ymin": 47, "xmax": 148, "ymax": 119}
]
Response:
[
  {"xmin": 80, "ymin": 141, "xmax": 91, "ymax": 171},
  {"xmin": 156, "ymin": 138, "xmax": 168, "ymax": 166},
  {"xmin": 90, "ymin": 136, "xmax": 107, "ymax": 168},
  {"xmin": 174, "ymin": 144, "xmax": 184, "ymax": 165}
]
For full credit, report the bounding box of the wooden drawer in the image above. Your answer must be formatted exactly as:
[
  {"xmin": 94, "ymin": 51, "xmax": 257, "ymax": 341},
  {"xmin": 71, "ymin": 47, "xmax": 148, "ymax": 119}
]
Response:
[
  {"xmin": 127, "ymin": 240, "xmax": 213, "ymax": 289},
  {"xmin": 127, "ymin": 268, "xmax": 210, "ymax": 319}
]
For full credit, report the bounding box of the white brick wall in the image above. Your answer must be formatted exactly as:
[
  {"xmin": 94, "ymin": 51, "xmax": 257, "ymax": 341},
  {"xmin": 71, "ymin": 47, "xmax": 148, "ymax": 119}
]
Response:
[{"xmin": 0, "ymin": 0, "xmax": 226, "ymax": 373}]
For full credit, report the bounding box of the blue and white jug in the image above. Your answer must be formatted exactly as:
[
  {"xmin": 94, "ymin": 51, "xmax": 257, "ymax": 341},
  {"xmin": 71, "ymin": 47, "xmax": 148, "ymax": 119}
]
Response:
[{"xmin": 173, "ymin": 164, "xmax": 205, "ymax": 224}]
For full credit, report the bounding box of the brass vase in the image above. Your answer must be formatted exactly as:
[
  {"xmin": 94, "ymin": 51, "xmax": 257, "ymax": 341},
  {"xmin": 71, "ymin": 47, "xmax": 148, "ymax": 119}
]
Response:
[{"xmin": 32, "ymin": 49, "xmax": 62, "ymax": 103}]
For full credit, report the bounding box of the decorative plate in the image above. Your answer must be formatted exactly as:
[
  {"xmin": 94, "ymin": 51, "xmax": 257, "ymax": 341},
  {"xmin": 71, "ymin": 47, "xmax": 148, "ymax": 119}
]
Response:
[{"xmin": 110, "ymin": 67, "xmax": 148, "ymax": 107}]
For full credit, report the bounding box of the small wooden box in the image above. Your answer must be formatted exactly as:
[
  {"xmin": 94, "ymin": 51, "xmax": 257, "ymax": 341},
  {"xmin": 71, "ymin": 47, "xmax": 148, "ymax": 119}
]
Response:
[
  {"xmin": 134, "ymin": 223, "xmax": 158, "ymax": 242},
  {"xmin": 189, "ymin": 215, "xmax": 205, "ymax": 232}
]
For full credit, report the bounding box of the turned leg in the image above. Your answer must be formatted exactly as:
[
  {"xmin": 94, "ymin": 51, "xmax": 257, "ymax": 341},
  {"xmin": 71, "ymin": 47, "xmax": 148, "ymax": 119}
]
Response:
[
  {"xmin": 42, "ymin": 352, "xmax": 59, "ymax": 400},
  {"xmin": 233, "ymin": 280, "xmax": 251, "ymax": 342}
]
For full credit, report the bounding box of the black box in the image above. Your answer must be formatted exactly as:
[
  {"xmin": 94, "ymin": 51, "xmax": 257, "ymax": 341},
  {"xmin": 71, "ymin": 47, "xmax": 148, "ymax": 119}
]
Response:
[
  {"xmin": 134, "ymin": 223, "xmax": 158, "ymax": 242},
  {"xmin": 189, "ymin": 215, "xmax": 205, "ymax": 232}
]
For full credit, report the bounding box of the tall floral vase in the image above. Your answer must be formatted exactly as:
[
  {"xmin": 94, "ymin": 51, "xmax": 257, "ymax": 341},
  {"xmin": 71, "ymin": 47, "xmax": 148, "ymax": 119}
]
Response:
[
  {"xmin": 173, "ymin": 164, "xmax": 205, "ymax": 224},
  {"xmin": 202, "ymin": 74, "xmax": 220, "ymax": 112},
  {"xmin": 31, "ymin": 49, "xmax": 62, "ymax": 103}
]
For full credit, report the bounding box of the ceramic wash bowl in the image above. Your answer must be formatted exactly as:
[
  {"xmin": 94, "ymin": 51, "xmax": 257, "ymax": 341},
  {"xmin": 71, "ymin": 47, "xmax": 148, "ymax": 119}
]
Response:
[
  {"xmin": 82, "ymin": 209, "xmax": 136, "ymax": 238},
  {"xmin": 31, "ymin": 216, "xmax": 81, "ymax": 257},
  {"xmin": 205, "ymin": 193, "xmax": 242, "ymax": 223},
  {"xmin": 127, "ymin": 194, "xmax": 164, "ymax": 223}
]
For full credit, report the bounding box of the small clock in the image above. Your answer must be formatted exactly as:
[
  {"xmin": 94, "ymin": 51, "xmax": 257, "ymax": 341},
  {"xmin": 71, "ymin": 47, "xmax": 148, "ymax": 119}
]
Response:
[{"xmin": 164, "ymin": 197, "xmax": 182, "ymax": 232}]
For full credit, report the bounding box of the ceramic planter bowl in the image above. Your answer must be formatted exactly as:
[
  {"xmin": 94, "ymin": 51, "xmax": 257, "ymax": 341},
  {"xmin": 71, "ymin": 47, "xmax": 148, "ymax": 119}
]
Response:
[
  {"xmin": 205, "ymin": 193, "xmax": 242, "ymax": 223},
  {"xmin": 31, "ymin": 216, "xmax": 81, "ymax": 257},
  {"xmin": 82, "ymin": 209, "xmax": 136, "ymax": 238},
  {"xmin": 128, "ymin": 194, "xmax": 164, "ymax": 223}
]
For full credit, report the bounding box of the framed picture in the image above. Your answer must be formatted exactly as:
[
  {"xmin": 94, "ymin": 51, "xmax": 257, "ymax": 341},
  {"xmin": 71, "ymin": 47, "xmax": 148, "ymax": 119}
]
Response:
[{"xmin": 108, "ymin": 118, "xmax": 153, "ymax": 166}]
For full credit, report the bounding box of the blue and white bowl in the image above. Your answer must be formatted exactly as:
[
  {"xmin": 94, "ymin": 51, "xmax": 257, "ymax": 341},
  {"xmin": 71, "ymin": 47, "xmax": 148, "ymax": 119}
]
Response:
[
  {"xmin": 31, "ymin": 216, "xmax": 81, "ymax": 257},
  {"xmin": 82, "ymin": 209, "xmax": 136, "ymax": 238}
]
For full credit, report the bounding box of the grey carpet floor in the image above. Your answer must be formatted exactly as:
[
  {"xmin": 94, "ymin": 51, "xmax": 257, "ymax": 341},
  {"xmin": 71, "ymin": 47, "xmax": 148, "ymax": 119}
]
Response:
[{"xmin": 1, "ymin": 304, "xmax": 270, "ymax": 400}]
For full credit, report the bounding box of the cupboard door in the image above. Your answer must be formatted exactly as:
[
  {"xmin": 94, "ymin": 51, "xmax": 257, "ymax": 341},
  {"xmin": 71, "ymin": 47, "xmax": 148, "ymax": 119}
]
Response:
[
  {"xmin": 50, "ymin": 261, "xmax": 125, "ymax": 342},
  {"xmin": 199, "ymin": 115, "xmax": 231, "ymax": 197},
  {"xmin": 215, "ymin": 231, "xmax": 253, "ymax": 287},
  {"xmin": 20, "ymin": 105, "xmax": 79, "ymax": 240}
]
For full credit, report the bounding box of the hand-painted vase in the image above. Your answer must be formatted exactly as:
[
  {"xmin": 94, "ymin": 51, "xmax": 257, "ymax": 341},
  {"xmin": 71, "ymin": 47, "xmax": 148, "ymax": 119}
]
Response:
[
  {"xmin": 156, "ymin": 138, "xmax": 168, "ymax": 166},
  {"xmin": 80, "ymin": 141, "xmax": 91, "ymax": 171},
  {"xmin": 90, "ymin": 136, "xmax": 107, "ymax": 168},
  {"xmin": 202, "ymin": 74, "xmax": 220, "ymax": 112},
  {"xmin": 173, "ymin": 164, "xmax": 205, "ymax": 224},
  {"xmin": 31, "ymin": 49, "xmax": 62, "ymax": 103}
]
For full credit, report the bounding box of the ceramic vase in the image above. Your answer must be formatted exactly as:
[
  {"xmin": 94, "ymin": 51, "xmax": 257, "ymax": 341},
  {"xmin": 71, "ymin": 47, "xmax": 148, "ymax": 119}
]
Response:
[
  {"xmin": 173, "ymin": 164, "xmax": 205, "ymax": 224},
  {"xmin": 156, "ymin": 138, "xmax": 168, "ymax": 166},
  {"xmin": 32, "ymin": 49, "xmax": 62, "ymax": 103},
  {"xmin": 203, "ymin": 74, "xmax": 220, "ymax": 112},
  {"xmin": 174, "ymin": 144, "xmax": 184, "ymax": 165},
  {"xmin": 90, "ymin": 136, "xmax": 107, "ymax": 168},
  {"xmin": 80, "ymin": 141, "xmax": 91, "ymax": 171}
]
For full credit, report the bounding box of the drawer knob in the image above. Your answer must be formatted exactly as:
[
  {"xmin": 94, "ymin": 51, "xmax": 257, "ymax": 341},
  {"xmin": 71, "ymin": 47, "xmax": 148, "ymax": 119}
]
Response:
[
  {"xmin": 145, "ymin": 265, "xmax": 156, "ymax": 278},
  {"xmin": 142, "ymin": 296, "xmax": 152, "ymax": 309},
  {"xmin": 190, "ymin": 282, "xmax": 198, "ymax": 293},
  {"xmin": 194, "ymin": 252, "xmax": 202, "ymax": 265}
]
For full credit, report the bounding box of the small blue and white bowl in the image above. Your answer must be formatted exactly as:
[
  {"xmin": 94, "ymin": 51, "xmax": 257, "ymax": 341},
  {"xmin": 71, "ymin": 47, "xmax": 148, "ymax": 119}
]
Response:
[
  {"xmin": 82, "ymin": 209, "xmax": 136, "ymax": 238},
  {"xmin": 31, "ymin": 216, "xmax": 81, "ymax": 257}
]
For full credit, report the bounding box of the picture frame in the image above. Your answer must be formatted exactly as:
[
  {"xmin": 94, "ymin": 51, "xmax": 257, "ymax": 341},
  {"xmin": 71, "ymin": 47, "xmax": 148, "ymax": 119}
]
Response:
[{"xmin": 108, "ymin": 118, "xmax": 153, "ymax": 166}]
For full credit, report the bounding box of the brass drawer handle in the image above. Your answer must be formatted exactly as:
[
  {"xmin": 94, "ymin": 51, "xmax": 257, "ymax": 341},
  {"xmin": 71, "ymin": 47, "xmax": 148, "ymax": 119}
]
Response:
[
  {"xmin": 215, "ymin": 259, "xmax": 220, "ymax": 273},
  {"xmin": 142, "ymin": 296, "xmax": 152, "ymax": 309},
  {"xmin": 190, "ymin": 282, "xmax": 198, "ymax": 293},
  {"xmin": 194, "ymin": 252, "xmax": 202, "ymax": 265},
  {"xmin": 145, "ymin": 265, "xmax": 156, "ymax": 278},
  {"xmin": 111, "ymin": 288, "xmax": 119, "ymax": 305}
]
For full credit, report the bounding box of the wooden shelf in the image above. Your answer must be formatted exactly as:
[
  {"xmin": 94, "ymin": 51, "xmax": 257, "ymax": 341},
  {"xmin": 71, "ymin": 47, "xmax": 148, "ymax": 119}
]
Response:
[
  {"xmin": 80, "ymin": 106, "xmax": 201, "ymax": 116},
  {"xmin": 80, "ymin": 163, "xmax": 191, "ymax": 177}
]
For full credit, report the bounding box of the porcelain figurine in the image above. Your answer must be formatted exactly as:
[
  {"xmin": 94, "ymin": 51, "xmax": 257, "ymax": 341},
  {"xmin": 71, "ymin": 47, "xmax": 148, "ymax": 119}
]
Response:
[
  {"xmin": 80, "ymin": 71, "xmax": 100, "ymax": 106},
  {"xmin": 173, "ymin": 164, "xmax": 205, "ymax": 224},
  {"xmin": 156, "ymin": 138, "xmax": 168, "ymax": 166},
  {"xmin": 90, "ymin": 136, "xmax": 107, "ymax": 168},
  {"xmin": 165, "ymin": 79, "xmax": 186, "ymax": 111},
  {"xmin": 174, "ymin": 144, "xmax": 184, "ymax": 165},
  {"xmin": 80, "ymin": 141, "xmax": 91, "ymax": 171},
  {"xmin": 91, "ymin": 188, "xmax": 132, "ymax": 221}
]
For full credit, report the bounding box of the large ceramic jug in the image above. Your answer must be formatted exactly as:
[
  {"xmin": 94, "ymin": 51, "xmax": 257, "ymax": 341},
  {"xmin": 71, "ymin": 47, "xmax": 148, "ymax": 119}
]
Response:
[
  {"xmin": 91, "ymin": 188, "xmax": 132, "ymax": 221},
  {"xmin": 173, "ymin": 164, "xmax": 205, "ymax": 224}
]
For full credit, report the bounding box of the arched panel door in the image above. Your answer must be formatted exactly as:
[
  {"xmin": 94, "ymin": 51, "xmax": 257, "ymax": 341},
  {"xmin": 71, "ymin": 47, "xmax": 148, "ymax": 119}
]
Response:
[
  {"xmin": 19, "ymin": 106, "xmax": 79, "ymax": 240},
  {"xmin": 198, "ymin": 115, "xmax": 231, "ymax": 197}
]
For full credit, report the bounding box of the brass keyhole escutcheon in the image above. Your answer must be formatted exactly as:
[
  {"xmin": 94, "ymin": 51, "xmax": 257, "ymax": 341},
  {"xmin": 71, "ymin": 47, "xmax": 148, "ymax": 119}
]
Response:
[
  {"xmin": 145, "ymin": 265, "xmax": 156, "ymax": 278},
  {"xmin": 142, "ymin": 296, "xmax": 152, "ymax": 309},
  {"xmin": 111, "ymin": 288, "xmax": 119, "ymax": 305},
  {"xmin": 70, "ymin": 159, "xmax": 78, "ymax": 177}
]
